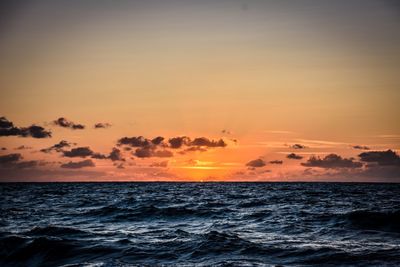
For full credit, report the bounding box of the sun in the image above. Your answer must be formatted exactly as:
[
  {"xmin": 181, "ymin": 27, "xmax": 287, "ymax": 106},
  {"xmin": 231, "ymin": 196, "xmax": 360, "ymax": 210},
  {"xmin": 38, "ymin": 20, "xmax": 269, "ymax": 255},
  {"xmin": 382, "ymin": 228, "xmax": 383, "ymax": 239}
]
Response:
[{"xmin": 172, "ymin": 161, "xmax": 231, "ymax": 181}]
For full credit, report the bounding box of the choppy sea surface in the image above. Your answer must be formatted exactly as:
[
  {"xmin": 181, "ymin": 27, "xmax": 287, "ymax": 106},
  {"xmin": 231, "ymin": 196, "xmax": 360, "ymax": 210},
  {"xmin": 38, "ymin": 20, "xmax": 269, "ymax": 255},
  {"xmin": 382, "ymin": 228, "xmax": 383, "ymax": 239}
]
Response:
[{"xmin": 1, "ymin": 182, "xmax": 400, "ymax": 267}]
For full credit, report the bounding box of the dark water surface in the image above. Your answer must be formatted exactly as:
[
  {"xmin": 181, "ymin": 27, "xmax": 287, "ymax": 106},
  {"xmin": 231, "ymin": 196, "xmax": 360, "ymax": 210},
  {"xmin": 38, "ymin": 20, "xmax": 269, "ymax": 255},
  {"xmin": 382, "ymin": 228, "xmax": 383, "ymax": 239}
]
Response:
[{"xmin": 1, "ymin": 182, "xmax": 400, "ymax": 266}]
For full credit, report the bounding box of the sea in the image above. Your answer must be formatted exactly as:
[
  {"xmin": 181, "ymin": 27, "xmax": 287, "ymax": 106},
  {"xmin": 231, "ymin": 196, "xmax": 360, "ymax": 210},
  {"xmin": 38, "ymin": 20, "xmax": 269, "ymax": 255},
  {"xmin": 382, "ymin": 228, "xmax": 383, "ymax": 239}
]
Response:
[{"xmin": 0, "ymin": 182, "xmax": 399, "ymax": 266}]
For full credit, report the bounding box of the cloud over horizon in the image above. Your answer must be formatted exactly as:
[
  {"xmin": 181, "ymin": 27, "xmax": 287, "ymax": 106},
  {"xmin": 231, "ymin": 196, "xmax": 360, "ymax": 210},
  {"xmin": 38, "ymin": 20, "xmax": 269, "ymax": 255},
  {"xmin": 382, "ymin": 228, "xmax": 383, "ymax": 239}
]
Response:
[
  {"xmin": 41, "ymin": 140, "xmax": 73, "ymax": 153},
  {"xmin": 1, "ymin": 115, "xmax": 399, "ymax": 182},
  {"xmin": 61, "ymin": 146, "xmax": 125, "ymax": 162},
  {"xmin": 0, "ymin": 117, "xmax": 52, "ymax": 138},
  {"xmin": 94, "ymin": 122, "xmax": 111, "ymax": 129},
  {"xmin": 117, "ymin": 135, "xmax": 227, "ymax": 157},
  {"xmin": 301, "ymin": 154, "xmax": 363, "ymax": 169},
  {"xmin": 60, "ymin": 159, "xmax": 95, "ymax": 169},
  {"xmin": 358, "ymin": 150, "xmax": 400, "ymax": 166},
  {"xmin": 53, "ymin": 117, "xmax": 85, "ymax": 130},
  {"xmin": 134, "ymin": 147, "xmax": 173, "ymax": 158},
  {"xmin": 63, "ymin": 147, "xmax": 94, "ymax": 158},
  {"xmin": 246, "ymin": 159, "xmax": 266, "ymax": 168},
  {"xmin": 0, "ymin": 153, "xmax": 44, "ymax": 170},
  {"xmin": 287, "ymin": 153, "xmax": 303, "ymax": 160}
]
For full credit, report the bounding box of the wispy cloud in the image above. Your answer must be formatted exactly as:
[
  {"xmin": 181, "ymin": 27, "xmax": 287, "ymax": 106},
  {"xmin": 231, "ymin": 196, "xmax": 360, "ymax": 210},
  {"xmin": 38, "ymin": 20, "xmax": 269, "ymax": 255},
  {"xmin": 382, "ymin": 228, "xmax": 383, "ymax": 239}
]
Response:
[
  {"xmin": 295, "ymin": 139, "xmax": 347, "ymax": 148},
  {"xmin": 375, "ymin": 135, "xmax": 400, "ymax": 139},
  {"xmin": 53, "ymin": 117, "xmax": 85, "ymax": 130},
  {"xmin": 263, "ymin": 130, "xmax": 294, "ymax": 134}
]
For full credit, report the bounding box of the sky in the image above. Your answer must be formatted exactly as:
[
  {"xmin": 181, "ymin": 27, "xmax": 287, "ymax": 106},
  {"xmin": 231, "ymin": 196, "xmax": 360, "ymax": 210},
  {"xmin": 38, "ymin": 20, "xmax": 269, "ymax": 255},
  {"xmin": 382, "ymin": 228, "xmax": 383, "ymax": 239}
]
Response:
[{"xmin": 0, "ymin": 0, "xmax": 399, "ymax": 182}]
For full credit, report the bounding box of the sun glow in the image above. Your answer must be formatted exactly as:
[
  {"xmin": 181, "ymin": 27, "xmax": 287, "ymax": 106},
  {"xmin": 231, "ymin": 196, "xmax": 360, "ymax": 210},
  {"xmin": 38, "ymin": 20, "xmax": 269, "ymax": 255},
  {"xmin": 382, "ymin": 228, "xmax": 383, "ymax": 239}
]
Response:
[
  {"xmin": 172, "ymin": 160, "xmax": 234, "ymax": 181},
  {"xmin": 180, "ymin": 166, "xmax": 222, "ymax": 170}
]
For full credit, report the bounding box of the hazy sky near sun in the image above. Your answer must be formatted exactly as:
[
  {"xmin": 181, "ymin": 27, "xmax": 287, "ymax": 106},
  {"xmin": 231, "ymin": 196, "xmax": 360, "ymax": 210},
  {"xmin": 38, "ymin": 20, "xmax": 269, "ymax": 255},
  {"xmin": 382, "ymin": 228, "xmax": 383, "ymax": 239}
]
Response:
[{"xmin": 0, "ymin": 0, "xmax": 400, "ymax": 181}]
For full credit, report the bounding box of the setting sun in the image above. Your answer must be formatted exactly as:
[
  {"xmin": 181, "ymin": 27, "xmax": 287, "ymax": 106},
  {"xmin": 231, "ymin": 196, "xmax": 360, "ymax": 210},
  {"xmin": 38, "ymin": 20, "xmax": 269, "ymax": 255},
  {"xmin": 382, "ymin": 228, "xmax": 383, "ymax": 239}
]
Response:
[{"xmin": 1, "ymin": 1, "xmax": 400, "ymax": 266}]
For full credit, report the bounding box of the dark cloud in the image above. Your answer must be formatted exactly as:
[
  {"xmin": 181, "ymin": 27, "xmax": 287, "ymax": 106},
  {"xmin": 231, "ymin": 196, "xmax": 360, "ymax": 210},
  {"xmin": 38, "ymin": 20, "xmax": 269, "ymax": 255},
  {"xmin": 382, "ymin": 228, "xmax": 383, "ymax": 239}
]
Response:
[
  {"xmin": 0, "ymin": 153, "xmax": 42, "ymax": 169},
  {"xmin": 134, "ymin": 147, "xmax": 152, "ymax": 158},
  {"xmin": 190, "ymin": 137, "xmax": 227, "ymax": 147},
  {"xmin": 94, "ymin": 122, "xmax": 111, "ymax": 129},
  {"xmin": 221, "ymin": 129, "xmax": 232, "ymax": 135},
  {"xmin": 134, "ymin": 147, "xmax": 173, "ymax": 158},
  {"xmin": 60, "ymin": 159, "xmax": 95, "ymax": 169},
  {"xmin": 14, "ymin": 160, "xmax": 39, "ymax": 169},
  {"xmin": 109, "ymin": 148, "xmax": 124, "ymax": 161},
  {"xmin": 269, "ymin": 160, "xmax": 283, "ymax": 164},
  {"xmin": 54, "ymin": 140, "xmax": 73, "ymax": 149},
  {"xmin": 91, "ymin": 153, "xmax": 108, "ymax": 159},
  {"xmin": 301, "ymin": 161, "xmax": 400, "ymax": 182},
  {"xmin": 118, "ymin": 135, "xmax": 228, "ymax": 153},
  {"xmin": 290, "ymin": 144, "xmax": 307, "ymax": 149},
  {"xmin": 0, "ymin": 127, "xmax": 21, "ymax": 137},
  {"xmin": 360, "ymin": 165, "xmax": 400, "ymax": 180},
  {"xmin": 358, "ymin": 150, "xmax": 400, "ymax": 166},
  {"xmin": 0, "ymin": 117, "xmax": 51, "ymax": 138},
  {"xmin": 0, "ymin": 153, "xmax": 22, "ymax": 164},
  {"xmin": 0, "ymin": 117, "xmax": 14, "ymax": 128},
  {"xmin": 287, "ymin": 153, "xmax": 303, "ymax": 160},
  {"xmin": 19, "ymin": 125, "xmax": 52, "ymax": 138},
  {"xmin": 353, "ymin": 145, "xmax": 370, "ymax": 150},
  {"xmin": 41, "ymin": 140, "xmax": 73, "ymax": 153},
  {"xmin": 301, "ymin": 154, "xmax": 363, "ymax": 169},
  {"xmin": 58, "ymin": 144, "xmax": 125, "ymax": 162},
  {"xmin": 118, "ymin": 136, "xmax": 151, "ymax": 147},
  {"xmin": 53, "ymin": 117, "xmax": 85, "ymax": 130},
  {"xmin": 168, "ymin": 136, "xmax": 190, "ymax": 149},
  {"xmin": 63, "ymin": 147, "xmax": 94, "ymax": 158},
  {"xmin": 246, "ymin": 158, "xmax": 266, "ymax": 168},
  {"xmin": 179, "ymin": 146, "xmax": 207, "ymax": 154},
  {"xmin": 28, "ymin": 125, "xmax": 52, "ymax": 138},
  {"xmin": 151, "ymin": 136, "xmax": 164, "ymax": 145}
]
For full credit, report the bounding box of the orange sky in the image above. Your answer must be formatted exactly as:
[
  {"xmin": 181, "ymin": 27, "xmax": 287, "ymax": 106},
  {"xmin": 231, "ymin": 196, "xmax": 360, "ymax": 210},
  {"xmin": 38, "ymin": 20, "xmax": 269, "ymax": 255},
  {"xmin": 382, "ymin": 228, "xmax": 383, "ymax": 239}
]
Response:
[{"xmin": 0, "ymin": 0, "xmax": 399, "ymax": 182}]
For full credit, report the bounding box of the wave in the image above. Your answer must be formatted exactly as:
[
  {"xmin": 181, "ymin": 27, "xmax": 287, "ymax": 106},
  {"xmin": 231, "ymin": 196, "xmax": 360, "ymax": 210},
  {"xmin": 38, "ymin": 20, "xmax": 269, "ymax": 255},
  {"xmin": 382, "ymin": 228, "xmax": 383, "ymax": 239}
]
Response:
[
  {"xmin": 0, "ymin": 234, "xmax": 118, "ymax": 267},
  {"xmin": 1, "ymin": 228, "xmax": 399, "ymax": 266},
  {"xmin": 25, "ymin": 226, "xmax": 89, "ymax": 237},
  {"xmin": 344, "ymin": 210, "xmax": 400, "ymax": 233},
  {"xmin": 238, "ymin": 199, "xmax": 266, "ymax": 208},
  {"xmin": 2, "ymin": 182, "xmax": 400, "ymax": 266},
  {"xmin": 299, "ymin": 247, "xmax": 400, "ymax": 265},
  {"xmin": 191, "ymin": 230, "xmax": 258, "ymax": 257},
  {"xmin": 83, "ymin": 204, "xmax": 219, "ymax": 221}
]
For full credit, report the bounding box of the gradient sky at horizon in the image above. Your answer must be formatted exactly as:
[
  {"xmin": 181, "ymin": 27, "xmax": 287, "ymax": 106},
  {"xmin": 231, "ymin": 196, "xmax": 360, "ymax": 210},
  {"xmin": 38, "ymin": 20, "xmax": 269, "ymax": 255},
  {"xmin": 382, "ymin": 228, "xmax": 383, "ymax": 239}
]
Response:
[{"xmin": 1, "ymin": 0, "xmax": 399, "ymax": 181}]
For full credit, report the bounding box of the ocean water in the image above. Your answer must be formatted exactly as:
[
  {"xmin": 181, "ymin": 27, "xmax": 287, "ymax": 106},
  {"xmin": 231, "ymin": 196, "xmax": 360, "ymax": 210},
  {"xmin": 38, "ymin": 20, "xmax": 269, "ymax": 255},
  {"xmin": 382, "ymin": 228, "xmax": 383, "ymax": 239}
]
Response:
[{"xmin": 0, "ymin": 182, "xmax": 400, "ymax": 267}]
